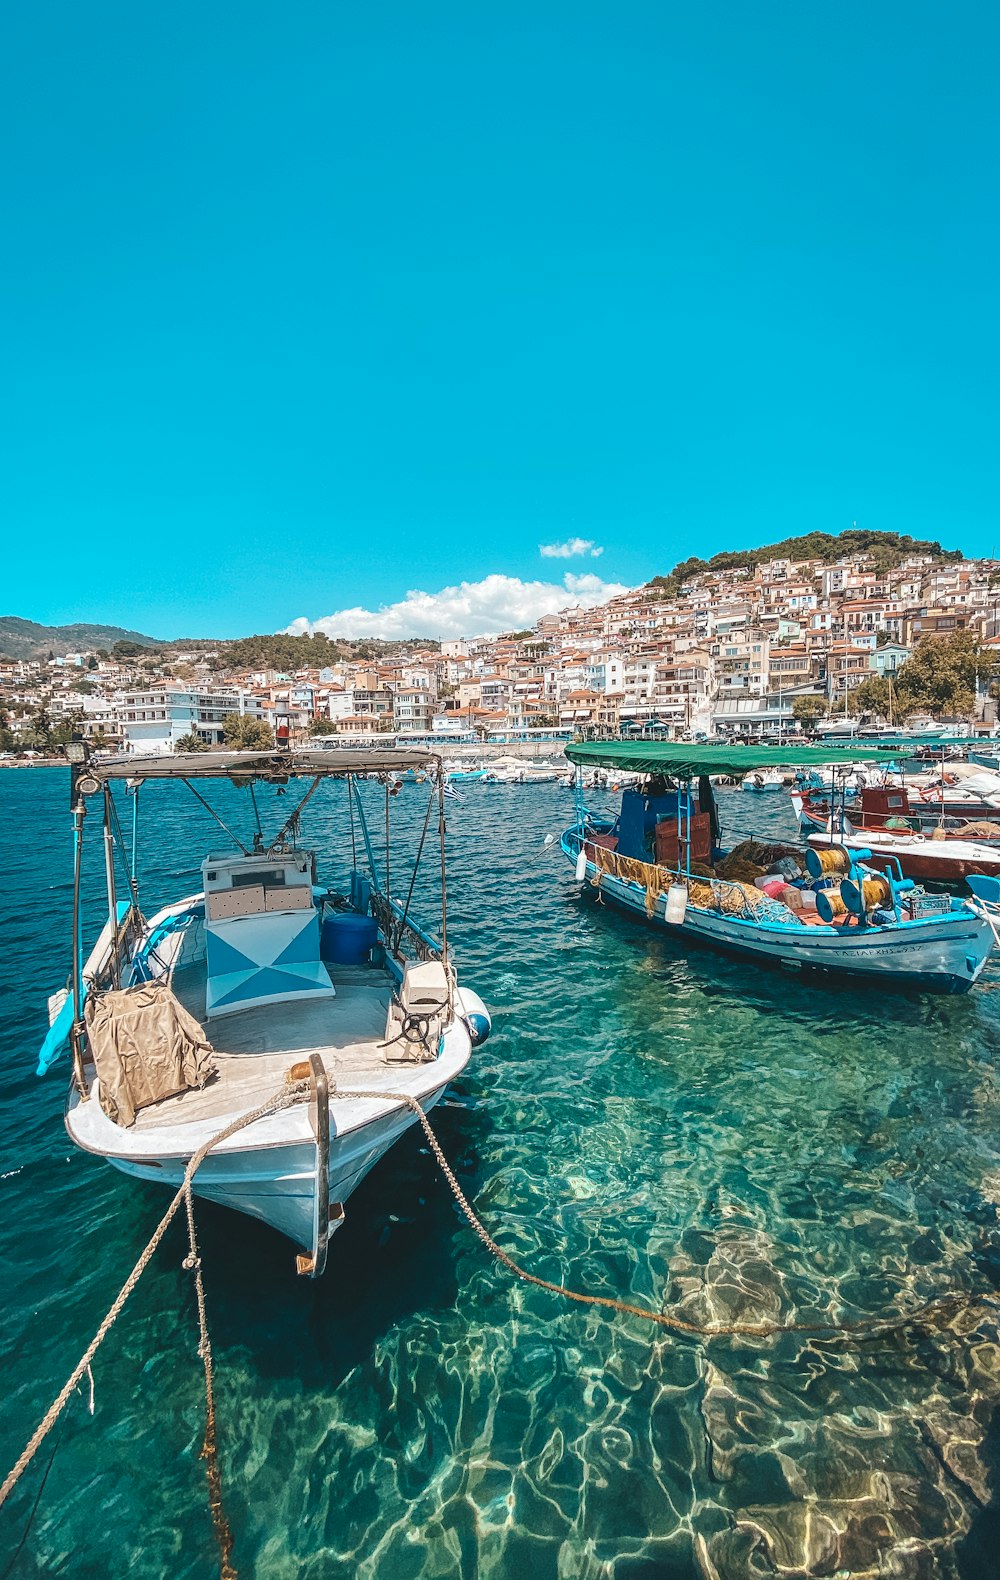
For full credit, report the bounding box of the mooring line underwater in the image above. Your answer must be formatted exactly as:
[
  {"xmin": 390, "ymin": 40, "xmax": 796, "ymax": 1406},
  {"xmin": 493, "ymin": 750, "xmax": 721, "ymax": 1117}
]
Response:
[{"xmin": 3, "ymin": 1080, "xmax": 998, "ymax": 1578}]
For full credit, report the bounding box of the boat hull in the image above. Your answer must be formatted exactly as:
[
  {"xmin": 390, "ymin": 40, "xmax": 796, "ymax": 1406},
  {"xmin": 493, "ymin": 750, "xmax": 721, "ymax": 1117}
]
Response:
[
  {"xmin": 563, "ymin": 835, "xmax": 993, "ymax": 992},
  {"xmin": 103, "ymin": 1079, "xmax": 454, "ymax": 1251}
]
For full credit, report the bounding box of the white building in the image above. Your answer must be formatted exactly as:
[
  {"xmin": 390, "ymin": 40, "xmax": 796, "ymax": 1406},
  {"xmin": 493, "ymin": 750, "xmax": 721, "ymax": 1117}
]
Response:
[{"xmin": 118, "ymin": 687, "xmax": 241, "ymax": 753}]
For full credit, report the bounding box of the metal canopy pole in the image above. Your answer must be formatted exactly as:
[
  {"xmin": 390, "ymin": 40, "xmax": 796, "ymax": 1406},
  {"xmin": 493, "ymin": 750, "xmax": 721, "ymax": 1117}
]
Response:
[
  {"xmin": 182, "ymin": 779, "xmax": 250, "ymax": 855},
  {"xmin": 267, "ymin": 775, "xmax": 323, "ymax": 854},
  {"xmin": 102, "ymin": 785, "xmax": 122, "ymax": 990},
  {"xmin": 69, "ymin": 796, "xmax": 88, "ymax": 1096},
  {"xmin": 436, "ymin": 758, "xmax": 449, "ymax": 963},
  {"xmin": 384, "ymin": 780, "xmax": 391, "ymax": 901},
  {"xmin": 347, "ymin": 775, "xmax": 357, "ymax": 871},
  {"xmin": 351, "ymin": 779, "xmax": 381, "ymax": 890}
]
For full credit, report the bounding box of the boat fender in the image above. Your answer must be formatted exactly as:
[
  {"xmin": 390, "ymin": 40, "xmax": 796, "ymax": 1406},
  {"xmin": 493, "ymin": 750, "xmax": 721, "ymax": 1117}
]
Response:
[
  {"xmin": 665, "ymin": 883, "xmax": 688, "ymax": 925},
  {"xmin": 455, "ymin": 987, "xmax": 492, "ymax": 1047},
  {"xmin": 574, "ymin": 848, "xmax": 588, "ymax": 883}
]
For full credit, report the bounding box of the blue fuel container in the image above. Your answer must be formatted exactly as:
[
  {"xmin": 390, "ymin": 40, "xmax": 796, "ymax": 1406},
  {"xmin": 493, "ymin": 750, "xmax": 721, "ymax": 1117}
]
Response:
[{"xmin": 321, "ymin": 912, "xmax": 379, "ymax": 965}]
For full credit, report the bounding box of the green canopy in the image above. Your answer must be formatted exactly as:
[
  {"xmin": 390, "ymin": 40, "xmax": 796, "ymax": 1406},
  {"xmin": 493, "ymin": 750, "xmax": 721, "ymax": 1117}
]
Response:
[{"xmin": 563, "ymin": 740, "xmax": 915, "ymax": 778}]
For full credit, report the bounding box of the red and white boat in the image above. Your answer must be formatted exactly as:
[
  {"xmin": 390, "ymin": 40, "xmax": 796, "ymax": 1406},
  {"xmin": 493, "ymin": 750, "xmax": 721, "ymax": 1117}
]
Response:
[
  {"xmin": 792, "ymin": 782, "xmax": 1000, "ymax": 836},
  {"xmin": 793, "ymin": 785, "xmax": 1000, "ymax": 885}
]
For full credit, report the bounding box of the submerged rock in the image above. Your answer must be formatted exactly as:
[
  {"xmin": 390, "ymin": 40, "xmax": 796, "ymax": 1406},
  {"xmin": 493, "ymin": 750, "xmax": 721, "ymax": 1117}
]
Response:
[{"xmin": 667, "ymin": 1224, "xmax": 789, "ymax": 1331}]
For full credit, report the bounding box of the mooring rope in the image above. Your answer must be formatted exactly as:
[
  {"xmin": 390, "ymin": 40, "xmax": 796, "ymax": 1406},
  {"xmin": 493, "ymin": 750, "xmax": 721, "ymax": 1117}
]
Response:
[
  {"xmin": 0, "ymin": 1080, "xmax": 311, "ymax": 1578},
  {"xmin": 4, "ymin": 1074, "xmax": 999, "ymax": 1578},
  {"xmin": 335, "ymin": 1085, "xmax": 1000, "ymax": 1344}
]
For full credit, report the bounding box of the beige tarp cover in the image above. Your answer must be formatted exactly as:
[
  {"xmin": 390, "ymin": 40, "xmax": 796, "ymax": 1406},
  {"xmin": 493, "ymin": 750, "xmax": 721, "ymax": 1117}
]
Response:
[{"xmin": 85, "ymin": 979, "xmax": 217, "ymax": 1127}]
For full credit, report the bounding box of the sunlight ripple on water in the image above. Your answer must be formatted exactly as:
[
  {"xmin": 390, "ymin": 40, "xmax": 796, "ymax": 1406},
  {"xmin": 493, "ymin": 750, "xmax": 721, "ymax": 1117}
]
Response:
[{"xmin": 3, "ymin": 769, "xmax": 1000, "ymax": 1576}]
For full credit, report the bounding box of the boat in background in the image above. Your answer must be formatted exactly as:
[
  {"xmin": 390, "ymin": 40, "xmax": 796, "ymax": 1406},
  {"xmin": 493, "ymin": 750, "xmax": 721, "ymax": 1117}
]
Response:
[
  {"xmin": 792, "ymin": 781, "xmax": 1000, "ymax": 835},
  {"xmin": 741, "ymin": 768, "xmax": 786, "ymax": 793},
  {"xmin": 562, "ymin": 741, "xmax": 998, "ymax": 992},
  {"xmin": 445, "ymin": 764, "xmax": 490, "ymax": 783},
  {"xmin": 40, "ymin": 748, "xmax": 491, "ymax": 1275},
  {"xmin": 794, "ymin": 774, "xmax": 1000, "ymax": 831},
  {"xmin": 804, "ymin": 822, "xmax": 1000, "ymax": 885},
  {"xmin": 486, "ymin": 757, "xmax": 562, "ymax": 784}
]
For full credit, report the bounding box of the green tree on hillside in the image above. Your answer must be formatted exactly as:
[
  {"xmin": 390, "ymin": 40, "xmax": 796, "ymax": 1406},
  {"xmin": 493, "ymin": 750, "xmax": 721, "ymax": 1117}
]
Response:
[
  {"xmin": 852, "ymin": 676, "xmax": 909, "ymax": 719},
  {"xmin": 791, "ymin": 695, "xmax": 826, "ymax": 729},
  {"xmin": 50, "ymin": 714, "xmax": 85, "ymax": 747},
  {"xmin": 854, "ymin": 632, "xmax": 983, "ymax": 721},
  {"xmin": 222, "ymin": 714, "xmax": 276, "ymax": 750},
  {"xmin": 649, "ymin": 531, "xmax": 963, "ymax": 598},
  {"xmin": 216, "ymin": 633, "xmax": 344, "ymax": 671}
]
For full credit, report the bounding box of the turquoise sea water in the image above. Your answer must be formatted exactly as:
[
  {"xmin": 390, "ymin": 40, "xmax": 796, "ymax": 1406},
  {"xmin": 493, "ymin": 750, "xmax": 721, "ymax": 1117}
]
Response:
[{"xmin": 4, "ymin": 767, "xmax": 1000, "ymax": 1578}]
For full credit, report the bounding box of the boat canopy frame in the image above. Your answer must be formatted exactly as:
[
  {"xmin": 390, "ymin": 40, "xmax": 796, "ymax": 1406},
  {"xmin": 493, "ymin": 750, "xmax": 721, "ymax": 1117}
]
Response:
[
  {"xmin": 83, "ymin": 747, "xmax": 438, "ymax": 780},
  {"xmin": 57, "ymin": 746, "xmax": 452, "ymax": 1094}
]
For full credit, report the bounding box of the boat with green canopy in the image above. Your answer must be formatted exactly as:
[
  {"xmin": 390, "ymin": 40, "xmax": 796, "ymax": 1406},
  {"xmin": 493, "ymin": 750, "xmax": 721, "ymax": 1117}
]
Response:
[{"xmin": 561, "ymin": 741, "xmax": 999, "ymax": 992}]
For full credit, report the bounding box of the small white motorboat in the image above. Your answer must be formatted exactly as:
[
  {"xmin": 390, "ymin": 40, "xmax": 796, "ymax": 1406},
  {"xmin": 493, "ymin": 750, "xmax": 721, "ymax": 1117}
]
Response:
[
  {"xmin": 39, "ymin": 748, "xmax": 491, "ymax": 1275},
  {"xmin": 741, "ymin": 768, "xmax": 786, "ymax": 794}
]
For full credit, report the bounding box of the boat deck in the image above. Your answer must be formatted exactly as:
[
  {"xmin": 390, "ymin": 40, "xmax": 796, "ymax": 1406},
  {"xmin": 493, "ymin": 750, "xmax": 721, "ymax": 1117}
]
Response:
[{"xmin": 131, "ymin": 962, "xmax": 393, "ymax": 1133}]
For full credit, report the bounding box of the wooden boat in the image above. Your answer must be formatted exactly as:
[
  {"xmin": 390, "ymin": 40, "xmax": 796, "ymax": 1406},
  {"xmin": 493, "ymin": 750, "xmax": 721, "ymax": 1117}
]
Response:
[
  {"xmin": 793, "ymin": 784, "xmax": 1000, "ymax": 884},
  {"xmin": 39, "ymin": 748, "xmax": 491, "ymax": 1275},
  {"xmin": 793, "ymin": 782, "xmax": 1000, "ymax": 838},
  {"xmin": 562, "ymin": 742, "xmax": 998, "ymax": 993}
]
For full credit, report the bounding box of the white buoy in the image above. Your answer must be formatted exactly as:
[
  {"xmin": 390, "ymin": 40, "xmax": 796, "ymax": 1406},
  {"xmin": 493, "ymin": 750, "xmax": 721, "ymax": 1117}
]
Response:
[
  {"xmin": 665, "ymin": 883, "xmax": 688, "ymax": 925},
  {"xmin": 543, "ymin": 833, "xmax": 555, "ymax": 847},
  {"xmin": 574, "ymin": 848, "xmax": 588, "ymax": 883}
]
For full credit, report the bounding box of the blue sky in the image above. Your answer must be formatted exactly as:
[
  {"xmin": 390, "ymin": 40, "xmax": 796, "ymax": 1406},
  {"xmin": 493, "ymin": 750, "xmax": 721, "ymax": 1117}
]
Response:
[{"xmin": 3, "ymin": 2, "xmax": 998, "ymax": 638}]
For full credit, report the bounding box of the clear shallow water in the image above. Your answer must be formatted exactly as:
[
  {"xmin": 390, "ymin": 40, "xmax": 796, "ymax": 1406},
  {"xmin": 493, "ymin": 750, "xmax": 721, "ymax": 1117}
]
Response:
[{"xmin": 3, "ymin": 768, "xmax": 1000, "ymax": 1577}]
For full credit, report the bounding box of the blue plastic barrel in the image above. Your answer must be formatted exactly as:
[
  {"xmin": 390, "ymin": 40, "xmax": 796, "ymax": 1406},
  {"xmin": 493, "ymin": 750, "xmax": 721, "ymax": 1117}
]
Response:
[{"xmin": 321, "ymin": 912, "xmax": 379, "ymax": 965}]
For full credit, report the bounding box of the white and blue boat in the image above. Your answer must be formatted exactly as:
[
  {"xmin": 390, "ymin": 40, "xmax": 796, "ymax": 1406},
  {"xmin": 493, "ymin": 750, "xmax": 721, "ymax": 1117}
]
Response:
[
  {"xmin": 40, "ymin": 748, "xmax": 491, "ymax": 1274},
  {"xmin": 445, "ymin": 766, "xmax": 490, "ymax": 783},
  {"xmin": 740, "ymin": 767, "xmax": 786, "ymax": 794},
  {"xmin": 562, "ymin": 741, "xmax": 998, "ymax": 993}
]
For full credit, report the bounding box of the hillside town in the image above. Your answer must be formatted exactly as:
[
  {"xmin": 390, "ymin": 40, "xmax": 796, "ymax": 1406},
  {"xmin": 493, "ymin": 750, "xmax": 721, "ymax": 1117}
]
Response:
[{"xmin": 5, "ymin": 539, "xmax": 1000, "ymax": 756}]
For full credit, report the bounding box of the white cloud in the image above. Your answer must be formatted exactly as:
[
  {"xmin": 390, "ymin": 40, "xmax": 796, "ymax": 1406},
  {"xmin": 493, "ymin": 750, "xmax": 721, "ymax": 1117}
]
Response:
[
  {"xmin": 285, "ymin": 571, "xmax": 630, "ymax": 641},
  {"xmin": 539, "ymin": 537, "xmax": 604, "ymax": 559}
]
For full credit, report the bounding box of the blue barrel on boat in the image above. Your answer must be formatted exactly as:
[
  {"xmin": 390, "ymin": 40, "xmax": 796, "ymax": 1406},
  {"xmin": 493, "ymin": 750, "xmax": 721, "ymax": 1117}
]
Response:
[{"xmin": 321, "ymin": 912, "xmax": 379, "ymax": 965}]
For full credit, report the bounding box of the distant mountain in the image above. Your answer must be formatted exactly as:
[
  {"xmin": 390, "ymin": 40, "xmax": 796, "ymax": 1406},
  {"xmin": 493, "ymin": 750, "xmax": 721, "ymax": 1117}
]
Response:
[{"xmin": 0, "ymin": 616, "xmax": 164, "ymax": 661}]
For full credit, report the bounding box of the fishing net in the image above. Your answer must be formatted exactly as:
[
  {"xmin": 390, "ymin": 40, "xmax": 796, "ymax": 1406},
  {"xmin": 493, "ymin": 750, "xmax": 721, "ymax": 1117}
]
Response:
[
  {"xmin": 587, "ymin": 841, "xmax": 802, "ymax": 925},
  {"xmin": 715, "ymin": 840, "xmax": 806, "ymax": 884}
]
